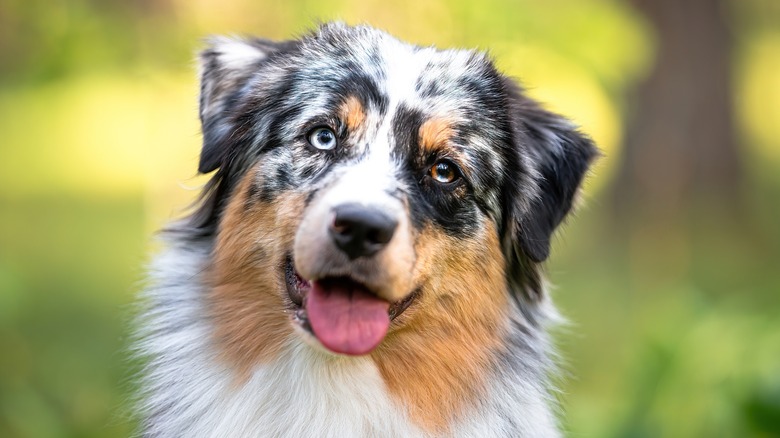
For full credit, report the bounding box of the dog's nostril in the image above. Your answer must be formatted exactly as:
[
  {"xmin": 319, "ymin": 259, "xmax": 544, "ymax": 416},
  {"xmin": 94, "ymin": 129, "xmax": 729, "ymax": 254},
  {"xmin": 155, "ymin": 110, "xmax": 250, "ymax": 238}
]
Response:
[
  {"xmin": 332, "ymin": 219, "xmax": 355, "ymax": 239},
  {"xmin": 366, "ymin": 227, "xmax": 393, "ymax": 245},
  {"xmin": 329, "ymin": 203, "xmax": 398, "ymax": 260}
]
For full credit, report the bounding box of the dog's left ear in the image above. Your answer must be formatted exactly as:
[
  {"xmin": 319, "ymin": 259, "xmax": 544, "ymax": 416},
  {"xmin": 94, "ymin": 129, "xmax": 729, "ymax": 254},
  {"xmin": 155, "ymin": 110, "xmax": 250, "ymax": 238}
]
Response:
[{"xmin": 502, "ymin": 78, "xmax": 598, "ymax": 297}]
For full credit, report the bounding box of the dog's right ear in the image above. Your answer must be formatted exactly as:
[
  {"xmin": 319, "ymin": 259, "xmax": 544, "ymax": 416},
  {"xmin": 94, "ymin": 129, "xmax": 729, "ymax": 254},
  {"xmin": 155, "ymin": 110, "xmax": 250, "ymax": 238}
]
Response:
[
  {"xmin": 500, "ymin": 77, "xmax": 598, "ymax": 301},
  {"xmin": 197, "ymin": 37, "xmax": 290, "ymax": 174}
]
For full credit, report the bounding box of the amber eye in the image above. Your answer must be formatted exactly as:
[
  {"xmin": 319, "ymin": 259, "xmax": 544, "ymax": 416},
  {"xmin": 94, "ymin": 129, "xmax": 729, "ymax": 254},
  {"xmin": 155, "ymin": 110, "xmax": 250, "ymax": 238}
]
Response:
[{"xmin": 430, "ymin": 160, "xmax": 459, "ymax": 184}]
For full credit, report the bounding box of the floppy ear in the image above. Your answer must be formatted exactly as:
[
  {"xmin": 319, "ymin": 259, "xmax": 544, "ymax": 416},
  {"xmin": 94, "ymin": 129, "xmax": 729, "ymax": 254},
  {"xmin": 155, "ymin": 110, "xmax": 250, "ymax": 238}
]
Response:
[
  {"xmin": 502, "ymin": 78, "xmax": 598, "ymax": 297},
  {"xmin": 197, "ymin": 37, "xmax": 292, "ymax": 174}
]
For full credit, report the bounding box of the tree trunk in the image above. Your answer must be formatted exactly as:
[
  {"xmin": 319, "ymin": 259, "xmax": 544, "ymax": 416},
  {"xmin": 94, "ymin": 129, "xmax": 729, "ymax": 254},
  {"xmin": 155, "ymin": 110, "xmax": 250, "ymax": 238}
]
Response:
[
  {"xmin": 612, "ymin": 0, "xmax": 744, "ymax": 280},
  {"xmin": 615, "ymin": 0, "xmax": 742, "ymax": 218}
]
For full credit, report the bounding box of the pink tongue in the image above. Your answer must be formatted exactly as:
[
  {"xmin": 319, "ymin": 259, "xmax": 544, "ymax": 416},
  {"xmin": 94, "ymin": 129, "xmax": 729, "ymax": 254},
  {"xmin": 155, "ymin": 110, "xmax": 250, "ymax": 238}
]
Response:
[{"xmin": 306, "ymin": 280, "xmax": 390, "ymax": 355}]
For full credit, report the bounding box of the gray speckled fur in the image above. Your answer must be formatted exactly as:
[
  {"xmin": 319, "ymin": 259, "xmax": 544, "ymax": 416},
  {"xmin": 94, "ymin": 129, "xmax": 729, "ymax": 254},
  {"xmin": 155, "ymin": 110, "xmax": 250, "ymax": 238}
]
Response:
[{"xmin": 135, "ymin": 22, "xmax": 597, "ymax": 437}]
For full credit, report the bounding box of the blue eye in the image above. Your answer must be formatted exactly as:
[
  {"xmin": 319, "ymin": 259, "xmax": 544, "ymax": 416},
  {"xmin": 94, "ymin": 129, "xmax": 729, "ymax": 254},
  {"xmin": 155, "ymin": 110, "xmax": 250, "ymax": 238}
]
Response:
[{"xmin": 307, "ymin": 127, "xmax": 337, "ymax": 151}]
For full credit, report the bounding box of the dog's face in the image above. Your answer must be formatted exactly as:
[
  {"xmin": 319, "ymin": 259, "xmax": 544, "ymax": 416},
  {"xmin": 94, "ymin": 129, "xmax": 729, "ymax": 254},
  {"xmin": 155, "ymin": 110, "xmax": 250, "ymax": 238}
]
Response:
[{"xmin": 195, "ymin": 24, "xmax": 596, "ymax": 368}]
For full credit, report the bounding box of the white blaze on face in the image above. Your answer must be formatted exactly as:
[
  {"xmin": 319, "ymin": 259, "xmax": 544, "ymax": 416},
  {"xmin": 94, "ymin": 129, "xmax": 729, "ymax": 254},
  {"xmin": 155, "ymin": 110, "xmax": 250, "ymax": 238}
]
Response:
[
  {"xmin": 379, "ymin": 39, "xmax": 431, "ymax": 111},
  {"xmin": 318, "ymin": 36, "xmax": 429, "ymax": 223},
  {"xmin": 292, "ymin": 36, "xmax": 430, "ymax": 302},
  {"xmin": 318, "ymin": 154, "xmax": 399, "ymax": 213}
]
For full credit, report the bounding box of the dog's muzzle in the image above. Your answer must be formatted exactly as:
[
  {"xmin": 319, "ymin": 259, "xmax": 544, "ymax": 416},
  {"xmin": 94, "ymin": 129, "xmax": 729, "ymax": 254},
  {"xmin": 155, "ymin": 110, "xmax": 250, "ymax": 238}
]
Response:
[{"xmin": 290, "ymin": 182, "xmax": 416, "ymax": 355}]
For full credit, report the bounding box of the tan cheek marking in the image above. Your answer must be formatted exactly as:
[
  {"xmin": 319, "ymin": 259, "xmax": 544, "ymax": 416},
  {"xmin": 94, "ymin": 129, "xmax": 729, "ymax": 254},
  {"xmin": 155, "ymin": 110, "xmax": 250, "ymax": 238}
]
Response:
[
  {"xmin": 209, "ymin": 171, "xmax": 304, "ymax": 379},
  {"xmin": 340, "ymin": 95, "xmax": 366, "ymax": 133},
  {"xmin": 373, "ymin": 222, "xmax": 509, "ymax": 434},
  {"xmin": 419, "ymin": 117, "xmax": 454, "ymax": 155}
]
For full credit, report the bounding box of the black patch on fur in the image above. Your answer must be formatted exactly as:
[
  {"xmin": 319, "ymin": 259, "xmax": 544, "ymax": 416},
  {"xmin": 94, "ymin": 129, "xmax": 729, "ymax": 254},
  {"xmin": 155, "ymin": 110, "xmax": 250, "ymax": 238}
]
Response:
[
  {"xmin": 391, "ymin": 105, "xmax": 425, "ymax": 160},
  {"xmin": 246, "ymin": 162, "xmax": 296, "ymax": 206},
  {"xmin": 247, "ymin": 178, "xmax": 264, "ymax": 207},
  {"xmin": 391, "ymin": 105, "xmax": 480, "ymax": 238},
  {"xmin": 274, "ymin": 164, "xmax": 294, "ymax": 191},
  {"xmin": 500, "ymin": 77, "xmax": 598, "ymax": 300},
  {"xmin": 520, "ymin": 125, "xmax": 595, "ymax": 263},
  {"xmin": 338, "ymin": 71, "xmax": 389, "ymax": 116}
]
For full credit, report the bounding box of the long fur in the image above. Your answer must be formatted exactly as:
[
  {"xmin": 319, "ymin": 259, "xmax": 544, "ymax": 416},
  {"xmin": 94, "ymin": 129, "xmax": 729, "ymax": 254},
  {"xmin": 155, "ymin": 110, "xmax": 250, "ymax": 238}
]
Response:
[
  {"xmin": 135, "ymin": 22, "xmax": 597, "ymax": 437},
  {"xmin": 136, "ymin": 238, "xmax": 560, "ymax": 436}
]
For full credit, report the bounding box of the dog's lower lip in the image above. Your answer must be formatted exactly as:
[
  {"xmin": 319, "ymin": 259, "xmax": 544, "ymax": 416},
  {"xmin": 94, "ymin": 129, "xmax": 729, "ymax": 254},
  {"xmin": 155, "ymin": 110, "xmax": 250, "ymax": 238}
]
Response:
[
  {"xmin": 293, "ymin": 308, "xmax": 313, "ymax": 333},
  {"xmin": 389, "ymin": 289, "xmax": 419, "ymax": 320},
  {"xmin": 283, "ymin": 257, "xmax": 417, "ymax": 323},
  {"xmin": 284, "ymin": 257, "xmax": 309, "ymax": 306}
]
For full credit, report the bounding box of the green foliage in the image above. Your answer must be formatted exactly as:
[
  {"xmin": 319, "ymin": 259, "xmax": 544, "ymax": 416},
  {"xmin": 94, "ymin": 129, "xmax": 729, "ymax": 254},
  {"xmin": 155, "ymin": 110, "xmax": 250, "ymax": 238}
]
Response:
[
  {"xmin": 0, "ymin": 196, "xmax": 144, "ymax": 437},
  {"xmin": 0, "ymin": 1, "xmax": 779, "ymax": 437}
]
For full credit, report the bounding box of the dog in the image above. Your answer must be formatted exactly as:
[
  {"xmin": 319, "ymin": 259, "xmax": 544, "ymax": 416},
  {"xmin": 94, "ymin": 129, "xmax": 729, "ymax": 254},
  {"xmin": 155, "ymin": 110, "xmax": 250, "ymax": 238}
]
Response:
[{"xmin": 135, "ymin": 22, "xmax": 597, "ymax": 437}]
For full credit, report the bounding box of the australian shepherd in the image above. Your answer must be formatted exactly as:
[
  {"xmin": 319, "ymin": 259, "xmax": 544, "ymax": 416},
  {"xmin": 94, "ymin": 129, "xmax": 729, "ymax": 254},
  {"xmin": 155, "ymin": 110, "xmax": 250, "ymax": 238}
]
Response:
[{"xmin": 135, "ymin": 22, "xmax": 597, "ymax": 437}]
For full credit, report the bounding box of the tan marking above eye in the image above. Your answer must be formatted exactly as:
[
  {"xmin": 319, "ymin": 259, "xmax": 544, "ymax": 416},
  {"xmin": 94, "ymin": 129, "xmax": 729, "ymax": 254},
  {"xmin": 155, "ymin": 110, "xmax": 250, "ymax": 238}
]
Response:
[
  {"xmin": 419, "ymin": 118, "xmax": 454, "ymax": 153},
  {"xmin": 340, "ymin": 95, "xmax": 366, "ymax": 133}
]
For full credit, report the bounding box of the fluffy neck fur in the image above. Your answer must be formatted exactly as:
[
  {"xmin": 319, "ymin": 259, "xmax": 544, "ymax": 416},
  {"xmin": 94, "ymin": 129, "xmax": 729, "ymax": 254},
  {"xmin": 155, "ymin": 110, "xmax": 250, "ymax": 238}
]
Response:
[{"xmin": 135, "ymin": 233, "xmax": 561, "ymax": 437}]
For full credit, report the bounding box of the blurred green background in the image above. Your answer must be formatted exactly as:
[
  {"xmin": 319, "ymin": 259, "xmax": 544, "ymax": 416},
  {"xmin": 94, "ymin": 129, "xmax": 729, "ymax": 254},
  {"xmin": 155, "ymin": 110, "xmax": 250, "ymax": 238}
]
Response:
[{"xmin": 1, "ymin": 0, "xmax": 779, "ymax": 436}]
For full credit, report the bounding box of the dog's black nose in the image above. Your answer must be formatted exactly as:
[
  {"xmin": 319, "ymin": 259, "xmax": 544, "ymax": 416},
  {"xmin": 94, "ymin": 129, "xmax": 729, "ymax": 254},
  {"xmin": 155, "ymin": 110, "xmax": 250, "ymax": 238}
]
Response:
[{"xmin": 329, "ymin": 203, "xmax": 398, "ymax": 260}]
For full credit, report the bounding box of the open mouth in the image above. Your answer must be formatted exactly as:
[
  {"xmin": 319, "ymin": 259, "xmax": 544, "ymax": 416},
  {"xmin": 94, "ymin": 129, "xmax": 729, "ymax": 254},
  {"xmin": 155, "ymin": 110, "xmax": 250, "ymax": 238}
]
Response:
[{"xmin": 284, "ymin": 257, "xmax": 417, "ymax": 355}]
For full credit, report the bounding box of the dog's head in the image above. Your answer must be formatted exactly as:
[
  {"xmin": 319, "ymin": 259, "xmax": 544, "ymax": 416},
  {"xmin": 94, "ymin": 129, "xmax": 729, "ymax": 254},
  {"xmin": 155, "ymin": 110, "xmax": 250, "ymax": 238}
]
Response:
[{"xmin": 192, "ymin": 24, "xmax": 597, "ymax": 361}]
